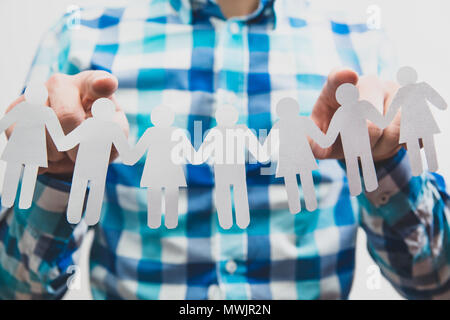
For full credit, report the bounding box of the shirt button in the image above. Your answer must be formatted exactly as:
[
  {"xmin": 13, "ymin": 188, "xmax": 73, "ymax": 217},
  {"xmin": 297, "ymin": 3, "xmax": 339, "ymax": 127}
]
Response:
[
  {"xmin": 225, "ymin": 260, "xmax": 237, "ymax": 274},
  {"xmin": 378, "ymin": 192, "xmax": 391, "ymax": 205},
  {"xmin": 229, "ymin": 22, "xmax": 240, "ymax": 34},
  {"xmin": 207, "ymin": 284, "xmax": 223, "ymax": 300}
]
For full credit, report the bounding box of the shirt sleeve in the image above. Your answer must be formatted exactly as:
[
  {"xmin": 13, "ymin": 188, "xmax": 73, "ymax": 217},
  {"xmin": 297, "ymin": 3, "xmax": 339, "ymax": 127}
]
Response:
[
  {"xmin": 358, "ymin": 148, "xmax": 450, "ymax": 299},
  {"xmin": 0, "ymin": 14, "xmax": 88, "ymax": 299},
  {"xmin": 352, "ymin": 26, "xmax": 450, "ymax": 299},
  {"xmin": 337, "ymin": 44, "xmax": 450, "ymax": 297}
]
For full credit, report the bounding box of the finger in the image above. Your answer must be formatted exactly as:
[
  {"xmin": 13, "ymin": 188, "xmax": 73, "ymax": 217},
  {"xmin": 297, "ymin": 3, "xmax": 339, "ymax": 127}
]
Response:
[
  {"xmin": 372, "ymin": 115, "xmax": 402, "ymax": 161},
  {"xmin": 111, "ymin": 95, "xmax": 129, "ymax": 135},
  {"xmin": 108, "ymin": 96, "xmax": 129, "ymax": 163},
  {"xmin": 74, "ymin": 70, "xmax": 118, "ymax": 110},
  {"xmin": 46, "ymin": 156, "xmax": 76, "ymax": 175},
  {"xmin": 357, "ymin": 76, "xmax": 385, "ymax": 148},
  {"xmin": 372, "ymin": 80, "xmax": 402, "ymax": 160},
  {"xmin": 357, "ymin": 75, "xmax": 385, "ymax": 113},
  {"xmin": 51, "ymin": 72, "xmax": 119, "ymax": 163},
  {"xmin": 38, "ymin": 167, "xmax": 48, "ymax": 175},
  {"xmin": 310, "ymin": 68, "xmax": 358, "ymax": 159},
  {"xmin": 59, "ymin": 72, "xmax": 125, "ymax": 164},
  {"xmin": 312, "ymin": 68, "xmax": 359, "ymax": 127},
  {"xmin": 46, "ymin": 130, "xmax": 65, "ymax": 162},
  {"xmin": 310, "ymin": 136, "xmax": 343, "ymax": 160},
  {"xmin": 46, "ymin": 74, "xmax": 86, "ymax": 161}
]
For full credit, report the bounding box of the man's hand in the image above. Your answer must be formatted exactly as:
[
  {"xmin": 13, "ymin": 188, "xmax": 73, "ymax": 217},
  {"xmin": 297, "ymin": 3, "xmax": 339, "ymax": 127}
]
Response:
[
  {"xmin": 310, "ymin": 68, "xmax": 401, "ymax": 162},
  {"xmin": 5, "ymin": 71, "xmax": 129, "ymax": 176}
]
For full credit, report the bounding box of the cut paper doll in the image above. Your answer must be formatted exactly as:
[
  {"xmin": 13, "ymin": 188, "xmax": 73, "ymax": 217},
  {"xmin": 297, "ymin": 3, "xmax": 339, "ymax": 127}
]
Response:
[
  {"xmin": 123, "ymin": 105, "xmax": 195, "ymax": 229},
  {"xmin": 0, "ymin": 83, "xmax": 65, "ymax": 209},
  {"xmin": 385, "ymin": 66, "xmax": 448, "ymax": 176},
  {"xmin": 324, "ymin": 83, "xmax": 386, "ymax": 196},
  {"xmin": 195, "ymin": 105, "xmax": 268, "ymax": 229},
  {"xmin": 58, "ymin": 98, "xmax": 130, "ymax": 226},
  {"xmin": 265, "ymin": 97, "xmax": 329, "ymax": 214}
]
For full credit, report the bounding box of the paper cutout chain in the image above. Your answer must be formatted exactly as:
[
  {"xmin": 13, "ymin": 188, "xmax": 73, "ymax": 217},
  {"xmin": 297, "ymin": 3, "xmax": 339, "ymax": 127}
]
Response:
[{"xmin": 0, "ymin": 66, "xmax": 446, "ymax": 229}]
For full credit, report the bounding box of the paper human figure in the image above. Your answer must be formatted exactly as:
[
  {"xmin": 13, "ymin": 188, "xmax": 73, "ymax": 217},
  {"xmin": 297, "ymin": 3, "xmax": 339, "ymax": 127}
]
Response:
[
  {"xmin": 324, "ymin": 83, "xmax": 386, "ymax": 196},
  {"xmin": 123, "ymin": 105, "xmax": 195, "ymax": 229},
  {"xmin": 265, "ymin": 97, "xmax": 329, "ymax": 213},
  {"xmin": 385, "ymin": 66, "xmax": 448, "ymax": 176},
  {"xmin": 0, "ymin": 83, "xmax": 65, "ymax": 209},
  {"xmin": 58, "ymin": 98, "xmax": 130, "ymax": 225},
  {"xmin": 195, "ymin": 105, "xmax": 268, "ymax": 229}
]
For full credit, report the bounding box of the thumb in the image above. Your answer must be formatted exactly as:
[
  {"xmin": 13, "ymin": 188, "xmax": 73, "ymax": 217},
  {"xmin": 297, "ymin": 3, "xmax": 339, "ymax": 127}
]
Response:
[
  {"xmin": 316, "ymin": 68, "xmax": 358, "ymax": 111},
  {"xmin": 311, "ymin": 68, "xmax": 358, "ymax": 133},
  {"xmin": 310, "ymin": 68, "xmax": 358, "ymax": 160},
  {"xmin": 74, "ymin": 70, "xmax": 118, "ymax": 109}
]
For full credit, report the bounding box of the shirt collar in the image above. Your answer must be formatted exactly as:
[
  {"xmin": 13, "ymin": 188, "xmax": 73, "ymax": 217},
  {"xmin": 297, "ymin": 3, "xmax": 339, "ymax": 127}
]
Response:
[{"xmin": 170, "ymin": 0, "xmax": 275, "ymax": 25}]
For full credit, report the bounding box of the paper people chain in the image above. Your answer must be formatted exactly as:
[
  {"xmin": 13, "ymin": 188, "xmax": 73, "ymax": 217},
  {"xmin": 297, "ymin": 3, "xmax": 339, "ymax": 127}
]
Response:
[
  {"xmin": 385, "ymin": 66, "xmax": 448, "ymax": 176},
  {"xmin": 264, "ymin": 97, "xmax": 328, "ymax": 213},
  {"xmin": 324, "ymin": 83, "xmax": 387, "ymax": 196},
  {"xmin": 0, "ymin": 66, "xmax": 446, "ymax": 229},
  {"xmin": 59, "ymin": 98, "xmax": 130, "ymax": 226},
  {"xmin": 123, "ymin": 105, "xmax": 194, "ymax": 229},
  {"xmin": 0, "ymin": 83, "xmax": 65, "ymax": 209},
  {"xmin": 194, "ymin": 105, "xmax": 268, "ymax": 229}
]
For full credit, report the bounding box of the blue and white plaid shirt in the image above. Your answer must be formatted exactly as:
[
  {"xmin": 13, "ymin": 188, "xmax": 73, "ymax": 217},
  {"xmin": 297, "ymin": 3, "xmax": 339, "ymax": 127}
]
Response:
[{"xmin": 0, "ymin": 0, "xmax": 449, "ymax": 299}]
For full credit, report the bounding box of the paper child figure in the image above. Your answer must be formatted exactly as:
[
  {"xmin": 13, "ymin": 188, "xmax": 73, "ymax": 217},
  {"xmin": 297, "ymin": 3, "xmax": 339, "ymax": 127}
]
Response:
[
  {"xmin": 123, "ymin": 105, "xmax": 195, "ymax": 229},
  {"xmin": 324, "ymin": 83, "xmax": 386, "ymax": 196},
  {"xmin": 196, "ymin": 105, "xmax": 268, "ymax": 229},
  {"xmin": 265, "ymin": 97, "xmax": 329, "ymax": 213},
  {"xmin": 59, "ymin": 98, "xmax": 129, "ymax": 225},
  {"xmin": 385, "ymin": 66, "xmax": 448, "ymax": 176},
  {"xmin": 0, "ymin": 83, "xmax": 64, "ymax": 209}
]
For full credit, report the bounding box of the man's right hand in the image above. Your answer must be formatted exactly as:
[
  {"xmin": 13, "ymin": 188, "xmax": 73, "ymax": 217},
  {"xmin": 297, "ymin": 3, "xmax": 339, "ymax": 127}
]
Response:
[
  {"xmin": 310, "ymin": 68, "xmax": 401, "ymax": 162},
  {"xmin": 5, "ymin": 71, "xmax": 129, "ymax": 176}
]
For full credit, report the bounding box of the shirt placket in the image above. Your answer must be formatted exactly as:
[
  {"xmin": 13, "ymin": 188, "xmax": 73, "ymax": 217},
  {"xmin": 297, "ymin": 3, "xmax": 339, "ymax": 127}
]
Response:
[
  {"xmin": 213, "ymin": 18, "xmax": 248, "ymax": 115},
  {"xmin": 210, "ymin": 17, "xmax": 250, "ymax": 299}
]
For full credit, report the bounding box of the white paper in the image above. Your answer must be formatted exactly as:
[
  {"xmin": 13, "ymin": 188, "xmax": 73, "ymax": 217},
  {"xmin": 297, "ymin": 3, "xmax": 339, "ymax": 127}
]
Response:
[
  {"xmin": 195, "ymin": 105, "xmax": 267, "ymax": 229},
  {"xmin": 385, "ymin": 66, "xmax": 448, "ymax": 176},
  {"xmin": 8, "ymin": 70, "xmax": 444, "ymax": 230},
  {"xmin": 0, "ymin": 83, "xmax": 65, "ymax": 209},
  {"xmin": 123, "ymin": 105, "xmax": 194, "ymax": 229},
  {"xmin": 59, "ymin": 98, "xmax": 130, "ymax": 225},
  {"xmin": 324, "ymin": 83, "xmax": 386, "ymax": 196},
  {"xmin": 265, "ymin": 97, "xmax": 330, "ymax": 213}
]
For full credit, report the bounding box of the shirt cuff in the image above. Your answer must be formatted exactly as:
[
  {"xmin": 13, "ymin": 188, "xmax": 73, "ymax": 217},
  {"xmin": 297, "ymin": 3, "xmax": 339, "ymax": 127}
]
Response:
[{"xmin": 363, "ymin": 147, "xmax": 411, "ymax": 208}]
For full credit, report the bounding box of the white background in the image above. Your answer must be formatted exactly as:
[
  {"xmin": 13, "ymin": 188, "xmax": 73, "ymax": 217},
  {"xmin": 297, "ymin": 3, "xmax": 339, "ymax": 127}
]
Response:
[{"xmin": 0, "ymin": 0, "xmax": 449, "ymax": 300}]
